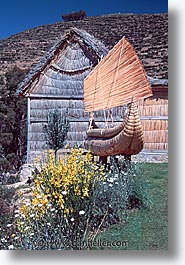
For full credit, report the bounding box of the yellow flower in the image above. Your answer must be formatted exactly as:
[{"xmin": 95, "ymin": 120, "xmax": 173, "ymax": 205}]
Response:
[
  {"xmin": 57, "ymin": 194, "xmax": 64, "ymax": 209},
  {"xmin": 32, "ymin": 197, "xmax": 39, "ymax": 206},
  {"xmin": 82, "ymin": 187, "xmax": 89, "ymax": 197},
  {"xmin": 75, "ymin": 186, "xmax": 81, "ymax": 196},
  {"xmin": 52, "ymin": 192, "xmax": 58, "ymax": 199},
  {"xmin": 18, "ymin": 147, "xmax": 106, "ymax": 224},
  {"xmin": 18, "ymin": 190, "xmax": 23, "ymax": 196},
  {"xmin": 64, "ymin": 208, "xmax": 69, "ymax": 214}
]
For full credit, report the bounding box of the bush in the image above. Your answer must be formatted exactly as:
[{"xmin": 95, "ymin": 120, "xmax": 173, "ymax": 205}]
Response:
[
  {"xmin": 0, "ymin": 66, "xmax": 27, "ymax": 171},
  {"xmin": 43, "ymin": 109, "xmax": 70, "ymax": 161},
  {"xmin": 0, "ymin": 186, "xmax": 17, "ymax": 250},
  {"xmin": 1, "ymin": 151, "xmax": 147, "ymax": 250},
  {"xmin": 92, "ymin": 156, "xmax": 145, "ymax": 229},
  {"xmin": 2, "ymin": 149, "xmax": 105, "ymax": 249},
  {"xmin": 0, "ymin": 171, "xmax": 20, "ymax": 185},
  {"xmin": 62, "ymin": 10, "xmax": 87, "ymax": 22}
]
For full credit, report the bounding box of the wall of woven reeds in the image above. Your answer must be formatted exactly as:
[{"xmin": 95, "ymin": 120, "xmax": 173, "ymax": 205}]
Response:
[
  {"xmin": 28, "ymin": 94, "xmax": 168, "ymax": 162},
  {"xmin": 28, "ymin": 96, "xmax": 126, "ymax": 162},
  {"xmin": 138, "ymin": 97, "xmax": 168, "ymax": 150},
  {"xmin": 29, "ymin": 98, "xmax": 91, "ymax": 157}
]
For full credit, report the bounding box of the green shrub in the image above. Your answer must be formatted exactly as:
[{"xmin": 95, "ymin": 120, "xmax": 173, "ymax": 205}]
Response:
[
  {"xmin": 0, "ymin": 186, "xmax": 17, "ymax": 250},
  {"xmin": 43, "ymin": 109, "xmax": 70, "ymax": 161}
]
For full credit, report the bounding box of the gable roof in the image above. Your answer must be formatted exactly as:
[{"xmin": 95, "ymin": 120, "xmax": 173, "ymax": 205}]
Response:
[{"xmin": 16, "ymin": 27, "xmax": 108, "ymax": 96}]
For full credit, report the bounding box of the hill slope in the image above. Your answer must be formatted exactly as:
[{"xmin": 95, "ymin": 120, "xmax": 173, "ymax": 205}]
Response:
[{"xmin": 0, "ymin": 13, "xmax": 168, "ymax": 79}]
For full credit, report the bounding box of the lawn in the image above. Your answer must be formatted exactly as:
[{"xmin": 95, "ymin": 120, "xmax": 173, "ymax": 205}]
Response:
[{"xmin": 93, "ymin": 163, "xmax": 168, "ymax": 250}]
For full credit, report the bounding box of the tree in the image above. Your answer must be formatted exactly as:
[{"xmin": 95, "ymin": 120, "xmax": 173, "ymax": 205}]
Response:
[
  {"xmin": 0, "ymin": 66, "xmax": 27, "ymax": 172},
  {"xmin": 43, "ymin": 109, "xmax": 70, "ymax": 161},
  {"xmin": 62, "ymin": 10, "xmax": 87, "ymax": 22}
]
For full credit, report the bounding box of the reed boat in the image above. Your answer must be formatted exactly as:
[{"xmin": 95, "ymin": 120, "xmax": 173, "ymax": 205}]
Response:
[{"xmin": 83, "ymin": 37, "xmax": 153, "ymax": 157}]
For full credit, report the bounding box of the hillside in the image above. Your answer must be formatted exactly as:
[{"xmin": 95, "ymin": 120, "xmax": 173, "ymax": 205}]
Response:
[{"xmin": 0, "ymin": 13, "xmax": 168, "ymax": 79}]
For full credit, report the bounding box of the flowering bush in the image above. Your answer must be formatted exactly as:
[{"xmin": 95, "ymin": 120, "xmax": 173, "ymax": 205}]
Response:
[
  {"xmin": 1, "ymin": 150, "xmax": 147, "ymax": 250},
  {"xmin": 1, "ymin": 148, "xmax": 105, "ymax": 249},
  {"xmin": 92, "ymin": 156, "xmax": 137, "ymax": 229}
]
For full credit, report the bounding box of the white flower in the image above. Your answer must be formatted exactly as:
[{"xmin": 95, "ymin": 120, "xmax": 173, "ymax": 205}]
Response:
[
  {"xmin": 71, "ymin": 218, "xmax": 75, "ymax": 222},
  {"xmin": 8, "ymin": 245, "xmax": 14, "ymax": 250},
  {"xmin": 109, "ymin": 183, "xmax": 113, "ymax": 187},
  {"xmin": 20, "ymin": 221, "xmax": 24, "ymax": 225},
  {"xmin": 6, "ymin": 224, "xmax": 12, "ymax": 228},
  {"xmin": 108, "ymin": 177, "xmax": 116, "ymax": 183},
  {"xmin": 38, "ymin": 203, "xmax": 43, "ymax": 207},
  {"xmin": 79, "ymin": 210, "xmax": 85, "ymax": 215},
  {"xmin": 14, "ymin": 209, "xmax": 20, "ymax": 214},
  {"xmin": 50, "ymin": 208, "xmax": 55, "ymax": 212},
  {"xmin": 30, "ymin": 214, "xmax": 35, "ymax": 218},
  {"xmin": 61, "ymin": 191, "xmax": 67, "ymax": 195},
  {"xmin": 14, "ymin": 214, "xmax": 19, "ymax": 218},
  {"xmin": 30, "ymin": 233, "xmax": 34, "ymax": 236},
  {"xmin": 25, "ymin": 226, "xmax": 29, "ymax": 231},
  {"xmin": 47, "ymin": 222, "xmax": 51, "ymax": 226},
  {"xmin": 1, "ymin": 238, "xmax": 7, "ymax": 242}
]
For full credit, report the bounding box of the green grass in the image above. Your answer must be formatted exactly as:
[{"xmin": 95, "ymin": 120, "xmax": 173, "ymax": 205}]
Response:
[{"xmin": 93, "ymin": 163, "xmax": 168, "ymax": 250}]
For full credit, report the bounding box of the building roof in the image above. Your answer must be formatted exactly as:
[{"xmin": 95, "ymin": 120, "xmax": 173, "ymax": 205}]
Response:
[
  {"xmin": 16, "ymin": 28, "xmax": 108, "ymax": 96},
  {"xmin": 16, "ymin": 26, "xmax": 168, "ymax": 97}
]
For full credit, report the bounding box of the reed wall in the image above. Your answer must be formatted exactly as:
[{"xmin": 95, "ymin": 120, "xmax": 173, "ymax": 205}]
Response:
[
  {"xmin": 28, "ymin": 95, "xmax": 168, "ymax": 162},
  {"xmin": 138, "ymin": 98, "xmax": 168, "ymax": 150}
]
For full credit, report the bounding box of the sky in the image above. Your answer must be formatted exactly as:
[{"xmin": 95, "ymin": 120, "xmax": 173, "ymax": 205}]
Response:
[{"xmin": 0, "ymin": 0, "xmax": 168, "ymax": 40}]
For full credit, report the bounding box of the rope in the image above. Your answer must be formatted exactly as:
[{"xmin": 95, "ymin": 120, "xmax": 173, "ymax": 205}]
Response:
[
  {"xmin": 91, "ymin": 57, "xmax": 108, "ymax": 128},
  {"xmin": 97, "ymin": 61, "xmax": 109, "ymax": 128},
  {"xmin": 109, "ymin": 109, "xmax": 114, "ymax": 127},
  {"xmin": 88, "ymin": 112, "xmax": 94, "ymax": 130},
  {"xmin": 92, "ymin": 60, "xmax": 99, "ymax": 112}
]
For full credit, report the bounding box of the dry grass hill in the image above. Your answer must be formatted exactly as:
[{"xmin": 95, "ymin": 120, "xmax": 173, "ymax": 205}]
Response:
[{"xmin": 0, "ymin": 13, "xmax": 168, "ymax": 79}]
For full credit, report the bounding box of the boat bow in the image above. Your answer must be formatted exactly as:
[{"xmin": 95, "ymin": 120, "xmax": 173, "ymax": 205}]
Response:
[{"xmin": 84, "ymin": 102, "xmax": 144, "ymax": 156}]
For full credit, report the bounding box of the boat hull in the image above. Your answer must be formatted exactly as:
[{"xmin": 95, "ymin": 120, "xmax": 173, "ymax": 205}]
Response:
[{"xmin": 84, "ymin": 102, "xmax": 144, "ymax": 156}]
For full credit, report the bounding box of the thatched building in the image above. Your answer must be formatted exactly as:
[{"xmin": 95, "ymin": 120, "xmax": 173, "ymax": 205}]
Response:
[{"xmin": 16, "ymin": 27, "xmax": 168, "ymax": 163}]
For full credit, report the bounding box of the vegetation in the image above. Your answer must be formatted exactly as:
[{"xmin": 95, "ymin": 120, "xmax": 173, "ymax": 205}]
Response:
[
  {"xmin": 94, "ymin": 163, "xmax": 168, "ymax": 250},
  {"xmin": 0, "ymin": 147, "xmax": 168, "ymax": 250},
  {"xmin": 43, "ymin": 109, "xmax": 70, "ymax": 161},
  {"xmin": 0, "ymin": 171, "xmax": 20, "ymax": 185},
  {"xmin": 0, "ymin": 66, "xmax": 168, "ymax": 250},
  {"xmin": 0, "ymin": 66, "xmax": 27, "ymax": 172},
  {"xmin": 0, "ymin": 149, "xmax": 146, "ymax": 250},
  {"xmin": 0, "ymin": 185, "xmax": 18, "ymax": 250},
  {"xmin": 62, "ymin": 10, "xmax": 87, "ymax": 22}
]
